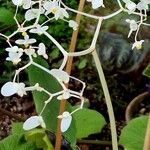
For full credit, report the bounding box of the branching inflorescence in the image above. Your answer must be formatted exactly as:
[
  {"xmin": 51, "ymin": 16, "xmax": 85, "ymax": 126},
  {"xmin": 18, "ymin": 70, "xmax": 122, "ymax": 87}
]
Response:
[{"xmin": 0, "ymin": 0, "xmax": 150, "ymax": 149}]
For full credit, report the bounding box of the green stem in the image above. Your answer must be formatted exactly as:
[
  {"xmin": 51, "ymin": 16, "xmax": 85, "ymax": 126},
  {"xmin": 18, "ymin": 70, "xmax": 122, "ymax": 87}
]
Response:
[{"xmin": 92, "ymin": 50, "xmax": 118, "ymax": 150}]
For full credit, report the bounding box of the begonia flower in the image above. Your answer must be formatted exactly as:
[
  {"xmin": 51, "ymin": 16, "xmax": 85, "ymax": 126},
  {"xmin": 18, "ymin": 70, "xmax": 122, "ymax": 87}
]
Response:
[
  {"xmin": 5, "ymin": 46, "xmax": 23, "ymax": 53},
  {"xmin": 15, "ymin": 35, "xmax": 36, "ymax": 47},
  {"xmin": 23, "ymin": 116, "xmax": 46, "ymax": 130},
  {"xmin": 58, "ymin": 111, "xmax": 72, "ymax": 132},
  {"xmin": 43, "ymin": 0, "xmax": 59, "ymax": 15},
  {"xmin": 126, "ymin": 19, "xmax": 138, "ymax": 37},
  {"xmin": 123, "ymin": 0, "xmax": 136, "ymax": 11},
  {"xmin": 6, "ymin": 51, "xmax": 23, "ymax": 65},
  {"xmin": 25, "ymin": 9, "xmax": 39, "ymax": 21},
  {"xmin": 1, "ymin": 82, "xmax": 26, "ymax": 97},
  {"xmin": 69, "ymin": 20, "xmax": 78, "ymax": 30},
  {"xmin": 12, "ymin": 0, "xmax": 32, "ymax": 9},
  {"xmin": 87, "ymin": 0, "xmax": 105, "ymax": 9},
  {"xmin": 136, "ymin": 0, "xmax": 149, "ymax": 11},
  {"xmin": 57, "ymin": 90, "xmax": 70, "ymax": 100},
  {"xmin": 132, "ymin": 40, "xmax": 144, "ymax": 50},
  {"xmin": 50, "ymin": 69, "xmax": 70, "ymax": 83},
  {"xmin": 54, "ymin": 8, "xmax": 69, "ymax": 20},
  {"xmin": 24, "ymin": 47, "xmax": 36, "ymax": 56},
  {"xmin": 37, "ymin": 43, "xmax": 48, "ymax": 59},
  {"xmin": 29, "ymin": 25, "xmax": 49, "ymax": 35}
]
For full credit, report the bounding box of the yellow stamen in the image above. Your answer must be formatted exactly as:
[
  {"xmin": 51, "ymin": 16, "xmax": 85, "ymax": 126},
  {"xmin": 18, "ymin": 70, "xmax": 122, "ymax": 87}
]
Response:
[
  {"xmin": 51, "ymin": 8, "xmax": 57, "ymax": 14},
  {"xmin": 136, "ymin": 44, "xmax": 142, "ymax": 50},
  {"xmin": 25, "ymin": 44, "xmax": 29, "ymax": 48},
  {"xmin": 22, "ymin": 32, "xmax": 27, "ymax": 37}
]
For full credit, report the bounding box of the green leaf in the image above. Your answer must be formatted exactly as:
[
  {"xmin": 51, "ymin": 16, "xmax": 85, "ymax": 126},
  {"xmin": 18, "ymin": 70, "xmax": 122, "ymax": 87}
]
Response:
[
  {"xmin": 72, "ymin": 107, "xmax": 106, "ymax": 138},
  {"xmin": 0, "ymin": 135, "xmax": 37, "ymax": 150},
  {"xmin": 78, "ymin": 58, "xmax": 88, "ymax": 69},
  {"xmin": 119, "ymin": 116, "xmax": 149, "ymax": 150},
  {"xmin": 49, "ymin": 48, "xmax": 60, "ymax": 59},
  {"xmin": 143, "ymin": 63, "xmax": 150, "ymax": 78},
  {"xmin": 27, "ymin": 57, "xmax": 77, "ymax": 148},
  {"xmin": 11, "ymin": 122, "xmax": 25, "ymax": 135},
  {"xmin": 0, "ymin": 7, "xmax": 15, "ymax": 25},
  {"xmin": 25, "ymin": 129, "xmax": 54, "ymax": 150}
]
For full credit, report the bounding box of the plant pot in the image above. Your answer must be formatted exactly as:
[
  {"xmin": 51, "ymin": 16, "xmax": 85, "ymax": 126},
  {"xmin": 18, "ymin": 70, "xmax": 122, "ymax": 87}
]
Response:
[{"xmin": 125, "ymin": 91, "xmax": 149, "ymax": 122}]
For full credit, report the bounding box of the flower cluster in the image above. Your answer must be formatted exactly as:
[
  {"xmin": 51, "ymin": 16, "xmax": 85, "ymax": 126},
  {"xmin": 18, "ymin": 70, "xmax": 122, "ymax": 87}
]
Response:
[
  {"xmin": 0, "ymin": 0, "xmax": 85, "ymax": 132},
  {"xmin": 0, "ymin": 0, "xmax": 150, "ymax": 135},
  {"xmin": 123, "ymin": 0, "xmax": 150, "ymax": 50}
]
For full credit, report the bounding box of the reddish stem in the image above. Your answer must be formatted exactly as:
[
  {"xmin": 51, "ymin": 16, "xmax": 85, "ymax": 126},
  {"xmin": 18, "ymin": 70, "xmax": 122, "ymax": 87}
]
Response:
[{"xmin": 54, "ymin": 1, "xmax": 85, "ymax": 150}]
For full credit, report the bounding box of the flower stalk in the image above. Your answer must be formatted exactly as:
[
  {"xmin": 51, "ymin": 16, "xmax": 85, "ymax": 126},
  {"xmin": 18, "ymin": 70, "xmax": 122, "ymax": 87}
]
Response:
[{"xmin": 55, "ymin": 1, "xmax": 85, "ymax": 149}]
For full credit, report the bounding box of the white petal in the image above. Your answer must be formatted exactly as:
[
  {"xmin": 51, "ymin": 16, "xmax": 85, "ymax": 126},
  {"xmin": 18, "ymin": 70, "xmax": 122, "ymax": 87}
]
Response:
[
  {"xmin": 38, "ymin": 43, "xmax": 46, "ymax": 55},
  {"xmin": 69, "ymin": 20, "xmax": 78, "ymax": 30},
  {"xmin": 28, "ymin": 39, "xmax": 36, "ymax": 44},
  {"xmin": 25, "ymin": 9, "xmax": 38, "ymax": 21},
  {"xmin": 23, "ymin": 0, "xmax": 32, "ymax": 9},
  {"xmin": 126, "ymin": 1, "xmax": 136, "ymax": 11},
  {"xmin": 92, "ymin": 0, "xmax": 104, "ymax": 9},
  {"xmin": 50, "ymin": 69, "xmax": 69, "ymax": 83},
  {"xmin": 60, "ymin": 112, "xmax": 72, "ymax": 132},
  {"xmin": 15, "ymin": 39, "xmax": 25, "ymax": 45},
  {"xmin": 23, "ymin": 116, "xmax": 41, "ymax": 130},
  {"xmin": 1, "ymin": 82, "xmax": 17, "ymax": 96},
  {"xmin": 43, "ymin": 1, "xmax": 51, "ymax": 11},
  {"xmin": 12, "ymin": 0, "xmax": 23, "ymax": 6}
]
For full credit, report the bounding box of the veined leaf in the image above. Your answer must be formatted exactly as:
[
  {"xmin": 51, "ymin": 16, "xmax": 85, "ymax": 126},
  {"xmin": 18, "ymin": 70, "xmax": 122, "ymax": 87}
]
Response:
[
  {"xmin": 27, "ymin": 57, "xmax": 76, "ymax": 148},
  {"xmin": 72, "ymin": 107, "xmax": 106, "ymax": 138},
  {"xmin": 119, "ymin": 116, "xmax": 149, "ymax": 150},
  {"xmin": 0, "ymin": 135, "xmax": 37, "ymax": 150}
]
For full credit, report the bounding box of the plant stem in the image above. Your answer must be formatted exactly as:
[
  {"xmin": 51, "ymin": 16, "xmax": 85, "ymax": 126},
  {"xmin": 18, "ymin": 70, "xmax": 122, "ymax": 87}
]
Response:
[
  {"xmin": 92, "ymin": 50, "xmax": 118, "ymax": 150},
  {"xmin": 54, "ymin": 1, "xmax": 85, "ymax": 150},
  {"xmin": 143, "ymin": 113, "xmax": 150, "ymax": 150}
]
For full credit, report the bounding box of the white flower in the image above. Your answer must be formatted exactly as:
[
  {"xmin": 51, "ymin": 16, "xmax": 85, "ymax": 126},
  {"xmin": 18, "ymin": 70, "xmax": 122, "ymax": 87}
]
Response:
[
  {"xmin": 25, "ymin": 9, "xmax": 39, "ymax": 21},
  {"xmin": 1, "ymin": 82, "xmax": 26, "ymax": 97},
  {"xmin": 87, "ymin": 0, "xmax": 105, "ymax": 9},
  {"xmin": 5, "ymin": 46, "xmax": 23, "ymax": 53},
  {"xmin": 6, "ymin": 51, "xmax": 23, "ymax": 65},
  {"xmin": 58, "ymin": 111, "xmax": 72, "ymax": 132},
  {"xmin": 132, "ymin": 40, "xmax": 144, "ymax": 50},
  {"xmin": 123, "ymin": 0, "xmax": 136, "ymax": 11},
  {"xmin": 24, "ymin": 47, "xmax": 36, "ymax": 56},
  {"xmin": 29, "ymin": 25, "xmax": 48, "ymax": 35},
  {"xmin": 69, "ymin": 20, "xmax": 78, "ymax": 30},
  {"xmin": 37, "ymin": 43, "xmax": 48, "ymax": 59},
  {"xmin": 12, "ymin": 0, "xmax": 23, "ymax": 6},
  {"xmin": 12, "ymin": 0, "xmax": 32, "ymax": 9},
  {"xmin": 57, "ymin": 90, "xmax": 70, "ymax": 100},
  {"xmin": 126, "ymin": 19, "xmax": 138, "ymax": 37},
  {"xmin": 136, "ymin": 0, "xmax": 149, "ymax": 10},
  {"xmin": 43, "ymin": 1, "xmax": 69, "ymax": 20},
  {"xmin": 43, "ymin": 0, "xmax": 59, "ymax": 15},
  {"xmin": 50, "ymin": 69, "xmax": 70, "ymax": 83},
  {"xmin": 15, "ymin": 35, "xmax": 36, "ymax": 47},
  {"xmin": 23, "ymin": 116, "xmax": 46, "ymax": 130},
  {"xmin": 54, "ymin": 8, "xmax": 69, "ymax": 20}
]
